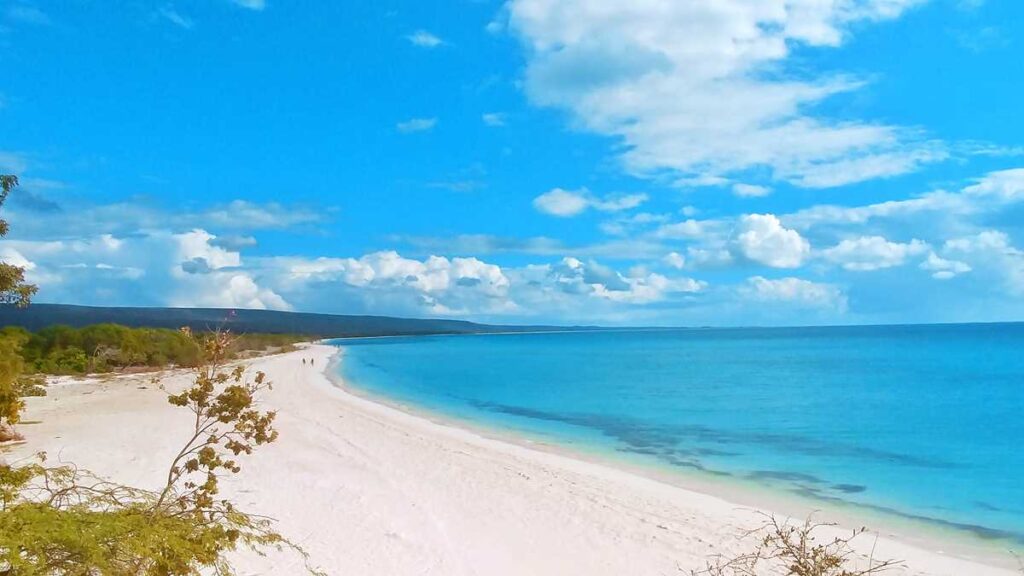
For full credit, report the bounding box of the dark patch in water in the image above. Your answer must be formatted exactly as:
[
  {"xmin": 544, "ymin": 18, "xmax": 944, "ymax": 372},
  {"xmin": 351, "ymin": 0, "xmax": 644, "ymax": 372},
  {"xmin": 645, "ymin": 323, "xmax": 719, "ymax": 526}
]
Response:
[
  {"xmin": 748, "ymin": 470, "xmax": 825, "ymax": 485},
  {"xmin": 831, "ymin": 483, "xmax": 867, "ymax": 494},
  {"xmin": 787, "ymin": 486, "xmax": 1024, "ymax": 545},
  {"xmin": 694, "ymin": 447, "xmax": 741, "ymax": 457},
  {"xmin": 975, "ymin": 501, "xmax": 1003, "ymax": 512},
  {"xmin": 618, "ymin": 446, "xmax": 660, "ymax": 456},
  {"xmin": 470, "ymin": 400, "xmax": 958, "ymax": 470},
  {"xmin": 464, "ymin": 400, "xmax": 1024, "ymax": 545}
]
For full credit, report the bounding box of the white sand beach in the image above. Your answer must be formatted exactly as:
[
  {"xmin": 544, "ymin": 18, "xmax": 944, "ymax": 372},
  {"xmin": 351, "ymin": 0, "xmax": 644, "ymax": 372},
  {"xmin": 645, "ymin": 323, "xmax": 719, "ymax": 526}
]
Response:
[{"xmin": 6, "ymin": 343, "xmax": 1017, "ymax": 576}]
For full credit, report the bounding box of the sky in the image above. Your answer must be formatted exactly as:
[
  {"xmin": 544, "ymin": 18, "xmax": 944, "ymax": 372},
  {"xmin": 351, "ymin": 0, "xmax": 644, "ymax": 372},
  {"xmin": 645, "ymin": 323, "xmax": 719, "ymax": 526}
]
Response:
[{"xmin": 1, "ymin": 0, "xmax": 1023, "ymax": 326}]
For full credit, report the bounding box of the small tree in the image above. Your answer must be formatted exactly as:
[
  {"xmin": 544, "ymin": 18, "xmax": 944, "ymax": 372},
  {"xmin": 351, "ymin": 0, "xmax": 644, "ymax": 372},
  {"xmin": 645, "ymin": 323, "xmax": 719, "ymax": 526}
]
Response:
[
  {"xmin": 0, "ymin": 174, "xmax": 38, "ymax": 441},
  {"xmin": 0, "ymin": 175, "xmax": 37, "ymax": 308},
  {"xmin": 0, "ymin": 329, "xmax": 323, "ymax": 575}
]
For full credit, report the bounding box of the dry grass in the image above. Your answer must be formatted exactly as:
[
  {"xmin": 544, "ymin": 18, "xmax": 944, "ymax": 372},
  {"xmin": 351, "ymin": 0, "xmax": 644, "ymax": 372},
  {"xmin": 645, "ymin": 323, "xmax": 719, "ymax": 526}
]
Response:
[
  {"xmin": 693, "ymin": 514, "xmax": 900, "ymax": 576},
  {"xmin": 0, "ymin": 424, "xmax": 23, "ymax": 443}
]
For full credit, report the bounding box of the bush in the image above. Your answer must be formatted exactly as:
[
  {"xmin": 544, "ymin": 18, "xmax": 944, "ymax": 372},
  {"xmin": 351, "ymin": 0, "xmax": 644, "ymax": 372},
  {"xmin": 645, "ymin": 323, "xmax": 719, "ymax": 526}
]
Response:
[{"xmin": 694, "ymin": 514, "xmax": 900, "ymax": 576}]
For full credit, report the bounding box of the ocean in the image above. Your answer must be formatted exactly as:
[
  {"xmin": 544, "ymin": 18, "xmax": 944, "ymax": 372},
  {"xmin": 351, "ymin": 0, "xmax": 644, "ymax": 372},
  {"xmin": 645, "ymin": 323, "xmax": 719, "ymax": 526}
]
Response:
[{"xmin": 331, "ymin": 324, "xmax": 1024, "ymax": 545}]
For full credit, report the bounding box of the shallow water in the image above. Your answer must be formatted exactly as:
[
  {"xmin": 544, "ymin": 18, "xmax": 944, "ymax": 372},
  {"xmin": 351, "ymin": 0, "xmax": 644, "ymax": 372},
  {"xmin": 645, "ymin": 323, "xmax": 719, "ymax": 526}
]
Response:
[{"xmin": 331, "ymin": 324, "xmax": 1024, "ymax": 543}]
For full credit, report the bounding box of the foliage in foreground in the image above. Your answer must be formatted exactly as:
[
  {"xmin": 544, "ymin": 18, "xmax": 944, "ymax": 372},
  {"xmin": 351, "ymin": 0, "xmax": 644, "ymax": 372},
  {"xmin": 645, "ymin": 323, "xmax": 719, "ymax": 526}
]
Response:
[
  {"xmin": 693, "ymin": 514, "xmax": 899, "ymax": 576},
  {"xmin": 0, "ymin": 329, "xmax": 323, "ymax": 575}
]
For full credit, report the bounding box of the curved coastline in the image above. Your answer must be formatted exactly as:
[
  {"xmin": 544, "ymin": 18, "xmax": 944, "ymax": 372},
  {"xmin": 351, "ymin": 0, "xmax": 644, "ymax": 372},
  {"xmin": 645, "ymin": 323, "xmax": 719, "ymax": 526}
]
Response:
[{"xmin": 325, "ymin": 342, "xmax": 1022, "ymax": 571}]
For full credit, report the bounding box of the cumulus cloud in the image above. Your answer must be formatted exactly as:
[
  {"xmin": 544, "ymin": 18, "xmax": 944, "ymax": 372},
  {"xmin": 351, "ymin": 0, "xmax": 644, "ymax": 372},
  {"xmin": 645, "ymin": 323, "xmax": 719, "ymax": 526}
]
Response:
[
  {"xmin": 919, "ymin": 252, "xmax": 971, "ymax": 280},
  {"xmin": 506, "ymin": 0, "xmax": 939, "ymax": 188},
  {"xmin": 174, "ymin": 229, "xmax": 241, "ymax": 271},
  {"xmin": 943, "ymin": 231, "xmax": 1024, "ymax": 295},
  {"xmin": 735, "ymin": 214, "xmax": 810, "ymax": 268},
  {"xmin": 740, "ymin": 276, "xmax": 847, "ymax": 312},
  {"xmin": 397, "ymin": 117, "xmax": 438, "ymax": 133},
  {"xmin": 663, "ymin": 252, "xmax": 685, "ymax": 269},
  {"xmin": 0, "ymin": 247, "xmax": 35, "ymax": 272},
  {"xmin": 0, "ymin": 230, "xmax": 289, "ymax": 311},
  {"xmin": 174, "ymin": 274, "xmax": 289, "ymax": 310},
  {"xmin": 522, "ymin": 257, "xmax": 703, "ymax": 305},
  {"xmin": 821, "ymin": 236, "xmax": 929, "ymax": 271},
  {"xmin": 277, "ymin": 251, "xmax": 513, "ymax": 315},
  {"xmin": 533, "ymin": 187, "xmax": 647, "ymax": 217}
]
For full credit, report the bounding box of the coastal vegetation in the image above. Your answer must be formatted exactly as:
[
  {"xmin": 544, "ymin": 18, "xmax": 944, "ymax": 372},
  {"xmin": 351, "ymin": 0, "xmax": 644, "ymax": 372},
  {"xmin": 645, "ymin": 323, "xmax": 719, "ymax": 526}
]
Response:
[{"xmin": 3, "ymin": 324, "xmax": 305, "ymax": 376}]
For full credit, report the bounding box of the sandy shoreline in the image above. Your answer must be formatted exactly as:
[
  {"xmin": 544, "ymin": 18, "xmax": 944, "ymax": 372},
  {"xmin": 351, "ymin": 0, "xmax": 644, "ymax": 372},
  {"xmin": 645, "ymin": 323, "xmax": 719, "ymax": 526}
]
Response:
[{"xmin": 5, "ymin": 343, "xmax": 1017, "ymax": 575}]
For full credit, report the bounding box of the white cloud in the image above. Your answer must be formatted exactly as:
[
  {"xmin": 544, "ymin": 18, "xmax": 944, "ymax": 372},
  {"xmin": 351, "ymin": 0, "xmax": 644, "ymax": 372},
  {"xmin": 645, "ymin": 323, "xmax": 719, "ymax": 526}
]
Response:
[
  {"xmin": 943, "ymin": 231, "xmax": 1024, "ymax": 295},
  {"xmin": 229, "ymin": 0, "xmax": 265, "ymax": 11},
  {"xmin": 732, "ymin": 183, "xmax": 772, "ymax": 198},
  {"xmin": 174, "ymin": 229, "xmax": 241, "ymax": 272},
  {"xmin": 532, "ymin": 187, "xmax": 647, "ymax": 217},
  {"xmin": 407, "ymin": 30, "xmax": 444, "ymax": 48},
  {"xmin": 740, "ymin": 276, "xmax": 847, "ymax": 312},
  {"xmin": 786, "ymin": 167, "xmax": 1024, "ymax": 229},
  {"xmin": 821, "ymin": 236, "xmax": 929, "ymax": 271},
  {"xmin": 506, "ymin": 0, "xmax": 937, "ymax": 188},
  {"xmin": 735, "ymin": 214, "xmax": 810, "ymax": 268},
  {"xmin": 0, "ymin": 230, "xmax": 289, "ymax": 311},
  {"xmin": 961, "ymin": 167, "xmax": 1024, "ymax": 201},
  {"xmin": 0, "ymin": 247, "xmax": 35, "ymax": 271},
  {"xmin": 277, "ymin": 251, "xmax": 514, "ymax": 316},
  {"xmin": 532, "ymin": 257, "xmax": 703, "ymax": 305},
  {"xmin": 686, "ymin": 246, "xmax": 734, "ymax": 269},
  {"xmin": 397, "ymin": 117, "xmax": 438, "ymax": 133},
  {"xmin": 663, "ymin": 252, "xmax": 685, "ymax": 269},
  {"xmin": 653, "ymin": 219, "xmax": 705, "ymax": 239},
  {"xmin": 533, "ymin": 188, "xmax": 588, "ymax": 216},
  {"xmin": 919, "ymin": 252, "xmax": 971, "ymax": 280},
  {"xmin": 201, "ymin": 200, "xmax": 322, "ymax": 230},
  {"xmin": 482, "ymin": 112, "xmax": 507, "ymax": 127},
  {"xmin": 173, "ymin": 273, "xmax": 289, "ymax": 310}
]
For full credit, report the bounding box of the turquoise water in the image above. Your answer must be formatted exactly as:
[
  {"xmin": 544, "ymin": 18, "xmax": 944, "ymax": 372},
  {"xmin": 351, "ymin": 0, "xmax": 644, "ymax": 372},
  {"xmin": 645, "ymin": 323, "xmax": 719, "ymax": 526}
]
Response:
[{"xmin": 331, "ymin": 324, "xmax": 1024, "ymax": 543}]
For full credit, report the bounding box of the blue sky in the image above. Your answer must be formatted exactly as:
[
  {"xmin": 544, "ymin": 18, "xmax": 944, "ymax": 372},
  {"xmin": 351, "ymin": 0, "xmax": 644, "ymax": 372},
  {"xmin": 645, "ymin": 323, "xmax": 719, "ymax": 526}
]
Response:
[{"xmin": 1, "ymin": 0, "xmax": 1023, "ymax": 325}]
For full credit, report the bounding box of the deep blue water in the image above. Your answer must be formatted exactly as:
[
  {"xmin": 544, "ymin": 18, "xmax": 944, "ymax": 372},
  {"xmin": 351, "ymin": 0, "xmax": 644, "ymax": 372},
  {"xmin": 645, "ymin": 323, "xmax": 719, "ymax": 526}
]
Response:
[{"xmin": 331, "ymin": 324, "xmax": 1024, "ymax": 543}]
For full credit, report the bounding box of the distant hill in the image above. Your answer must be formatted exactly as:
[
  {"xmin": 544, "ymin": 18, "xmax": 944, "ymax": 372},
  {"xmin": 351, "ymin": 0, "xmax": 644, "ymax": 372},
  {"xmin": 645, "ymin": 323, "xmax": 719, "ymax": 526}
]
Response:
[{"xmin": 0, "ymin": 304, "xmax": 580, "ymax": 338}]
